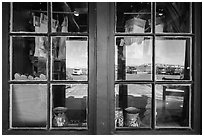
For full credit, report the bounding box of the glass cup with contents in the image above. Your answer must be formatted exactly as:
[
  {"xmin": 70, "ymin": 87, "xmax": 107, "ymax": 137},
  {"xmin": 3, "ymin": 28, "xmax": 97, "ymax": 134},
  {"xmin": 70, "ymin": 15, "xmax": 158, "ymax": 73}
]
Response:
[{"xmin": 53, "ymin": 107, "xmax": 68, "ymax": 127}]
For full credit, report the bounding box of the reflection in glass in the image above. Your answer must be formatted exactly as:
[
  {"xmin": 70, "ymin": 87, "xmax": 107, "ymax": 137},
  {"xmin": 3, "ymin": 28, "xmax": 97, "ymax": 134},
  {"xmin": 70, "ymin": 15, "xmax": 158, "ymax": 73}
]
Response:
[
  {"xmin": 52, "ymin": 2, "xmax": 88, "ymax": 33},
  {"xmin": 12, "ymin": 2, "xmax": 47, "ymax": 32},
  {"xmin": 115, "ymin": 37, "xmax": 152, "ymax": 81},
  {"xmin": 11, "ymin": 84, "xmax": 47, "ymax": 127},
  {"xmin": 156, "ymin": 2, "xmax": 191, "ymax": 33},
  {"xmin": 52, "ymin": 84, "xmax": 88, "ymax": 127},
  {"xmin": 115, "ymin": 84, "xmax": 152, "ymax": 128},
  {"xmin": 155, "ymin": 37, "xmax": 191, "ymax": 81},
  {"xmin": 52, "ymin": 37, "xmax": 88, "ymax": 81},
  {"xmin": 155, "ymin": 84, "xmax": 190, "ymax": 127},
  {"xmin": 12, "ymin": 37, "xmax": 47, "ymax": 80},
  {"xmin": 116, "ymin": 2, "xmax": 151, "ymax": 33}
]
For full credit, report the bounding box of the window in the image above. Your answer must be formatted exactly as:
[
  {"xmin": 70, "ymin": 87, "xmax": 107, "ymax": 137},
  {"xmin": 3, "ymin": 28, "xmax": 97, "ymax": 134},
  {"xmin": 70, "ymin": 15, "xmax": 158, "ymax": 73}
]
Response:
[
  {"xmin": 115, "ymin": 2, "xmax": 192, "ymax": 129},
  {"xmin": 3, "ymin": 2, "xmax": 92, "ymax": 134},
  {"xmin": 2, "ymin": 2, "xmax": 202, "ymax": 135}
]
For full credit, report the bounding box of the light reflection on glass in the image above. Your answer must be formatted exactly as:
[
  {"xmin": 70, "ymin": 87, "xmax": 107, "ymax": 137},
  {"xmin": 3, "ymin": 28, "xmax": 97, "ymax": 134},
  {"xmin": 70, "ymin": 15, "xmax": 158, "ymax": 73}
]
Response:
[
  {"xmin": 115, "ymin": 37, "xmax": 152, "ymax": 81},
  {"xmin": 11, "ymin": 84, "xmax": 47, "ymax": 127},
  {"xmin": 155, "ymin": 84, "xmax": 190, "ymax": 127}
]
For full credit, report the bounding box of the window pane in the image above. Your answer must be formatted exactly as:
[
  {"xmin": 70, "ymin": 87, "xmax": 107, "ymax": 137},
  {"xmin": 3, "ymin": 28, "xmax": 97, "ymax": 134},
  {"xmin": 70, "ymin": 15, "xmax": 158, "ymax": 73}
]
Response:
[
  {"xmin": 52, "ymin": 84, "xmax": 88, "ymax": 128},
  {"xmin": 11, "ymin": 84, "xmax": 47, "ymax": 127},
  {"xmin": 155, "ymin": 37, "xmax": 191, "ymax": 81},
  {"xmin": 116, "ymin": 2, "xmax": 151, "ymax": 33},
  {"xmin": 115, "ymin": 37, "xmax": 152, "ymax": 81},
  {"xmin": 12, "ymin": 2, "xmax": 48, "ymax": 32},
  {"xmin": 155, "ymin": 84, "xmax": 190, "ymax": 127},
  {"xmin": 115, "ymin": 84, "xmax": 152, "ymax": 128},
  {"xmin": 52, "ymin": 37, "xmax": 88, "ymax": 81},
  {"xmin": 156, "ymin": 2, "xmax": 191, "ymax": 33},
  {"xmin": 52, "ymin": 2, "xmax": 88, "ymax": 33},
  {"xmin": 11, "ymin": 37, "xmax": 48, "ymax": 80}
]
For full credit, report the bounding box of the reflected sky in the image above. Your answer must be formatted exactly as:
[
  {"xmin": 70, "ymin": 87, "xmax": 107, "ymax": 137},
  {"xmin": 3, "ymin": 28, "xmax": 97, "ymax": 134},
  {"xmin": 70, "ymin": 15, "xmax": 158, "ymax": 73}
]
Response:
[
  {"xmin": 66, "ymin": 40, "xmax": 88, "ymax": 69},
  {"xmin": 155, "ymin": 39, "xmax": 186, "ymax": 66},
  {"xmin": 115, "ymin": 39, "xmax": 186, "ymax": 66},
  {"xmin": 65, "ymin": 38, "xmax": 186, "ymax": 68}
]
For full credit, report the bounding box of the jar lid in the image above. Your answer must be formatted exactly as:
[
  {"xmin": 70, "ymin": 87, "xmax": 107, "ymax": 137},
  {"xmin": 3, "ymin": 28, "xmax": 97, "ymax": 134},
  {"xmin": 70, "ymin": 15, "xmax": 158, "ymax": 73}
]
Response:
[
  {"xmin": 125, "ymin": 107, "xmax": 140, "ymax": 114},
  {"xmin": 53, "ymin": 107, "xmax": 68, "ymax": 113}
]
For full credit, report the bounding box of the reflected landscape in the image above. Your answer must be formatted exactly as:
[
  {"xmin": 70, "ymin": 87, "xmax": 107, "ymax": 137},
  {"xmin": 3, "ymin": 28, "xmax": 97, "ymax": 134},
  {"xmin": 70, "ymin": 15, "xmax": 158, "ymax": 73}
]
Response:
[
  {"xmin": 52, "ymin": 37, "xmax": 88, "ymax": 81},
  {"xmin": 115, "ymin": 37, "xmax": 190, "ymax": 81}
]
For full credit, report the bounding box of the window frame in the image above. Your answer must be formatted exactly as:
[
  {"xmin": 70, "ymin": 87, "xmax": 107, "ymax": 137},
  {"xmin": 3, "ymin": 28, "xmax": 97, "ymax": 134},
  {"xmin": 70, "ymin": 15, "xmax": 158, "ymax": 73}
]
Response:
[{"xmin": 2, "ymin": 2, "xmax": 202, "ymax": 135}]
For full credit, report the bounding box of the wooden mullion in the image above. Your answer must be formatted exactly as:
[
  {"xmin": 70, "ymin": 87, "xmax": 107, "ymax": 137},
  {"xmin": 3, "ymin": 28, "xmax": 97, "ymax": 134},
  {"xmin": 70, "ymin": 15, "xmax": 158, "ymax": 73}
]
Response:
[
  {"xmin": 47, "ymin": 2, "xmax": 51, "ymax": 130},
  {"xmin": 151, "ymin": 2, "xmax": 156, "ymax": 129},
  {"xmin": 87, "ymin": 2, "xmax": 97, "ymax": 134}
]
